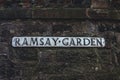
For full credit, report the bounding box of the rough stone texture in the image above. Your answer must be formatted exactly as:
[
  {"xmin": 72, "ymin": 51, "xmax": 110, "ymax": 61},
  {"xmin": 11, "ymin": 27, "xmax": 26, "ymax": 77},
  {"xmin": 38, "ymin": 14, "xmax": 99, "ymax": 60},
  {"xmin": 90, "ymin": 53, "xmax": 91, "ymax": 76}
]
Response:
[
  {"xmin": 0, "ymin": 20, "xmax": 120, "ymax": 80},
  {"xmin": 0, "ymin": 8, "xmax": 120, "ymax": 19},
  {"xmin": 0, "ymin": 1, "xmax": 120, "ymax": 80},
  {"xmin": 91, "ymin": 0, "xmax": 109, "ymax": 8}
]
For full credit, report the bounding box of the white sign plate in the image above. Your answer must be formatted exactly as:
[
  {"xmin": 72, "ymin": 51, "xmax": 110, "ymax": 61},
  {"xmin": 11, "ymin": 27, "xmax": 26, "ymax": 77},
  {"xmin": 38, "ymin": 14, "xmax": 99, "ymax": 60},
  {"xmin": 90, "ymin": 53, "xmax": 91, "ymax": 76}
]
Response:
[{"xmin": 12, "ymin": 37, "xmax": 105, "ymax": 47}]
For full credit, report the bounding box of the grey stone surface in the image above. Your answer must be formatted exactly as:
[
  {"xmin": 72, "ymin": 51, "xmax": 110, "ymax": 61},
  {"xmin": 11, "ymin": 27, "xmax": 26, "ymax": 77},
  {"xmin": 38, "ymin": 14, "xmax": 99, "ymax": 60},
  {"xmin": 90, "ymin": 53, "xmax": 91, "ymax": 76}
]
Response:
[{"xmin": 0, "ymin": 20, "xmax": 119, "ymax": 80}]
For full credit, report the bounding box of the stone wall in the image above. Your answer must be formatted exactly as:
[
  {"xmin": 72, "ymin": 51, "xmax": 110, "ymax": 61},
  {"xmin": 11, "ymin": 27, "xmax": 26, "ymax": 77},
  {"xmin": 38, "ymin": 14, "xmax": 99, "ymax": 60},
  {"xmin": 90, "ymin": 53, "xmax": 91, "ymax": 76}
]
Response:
[{"xmin": 0, "ymin": 20, "xmax": 120, "ymax": 80}]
